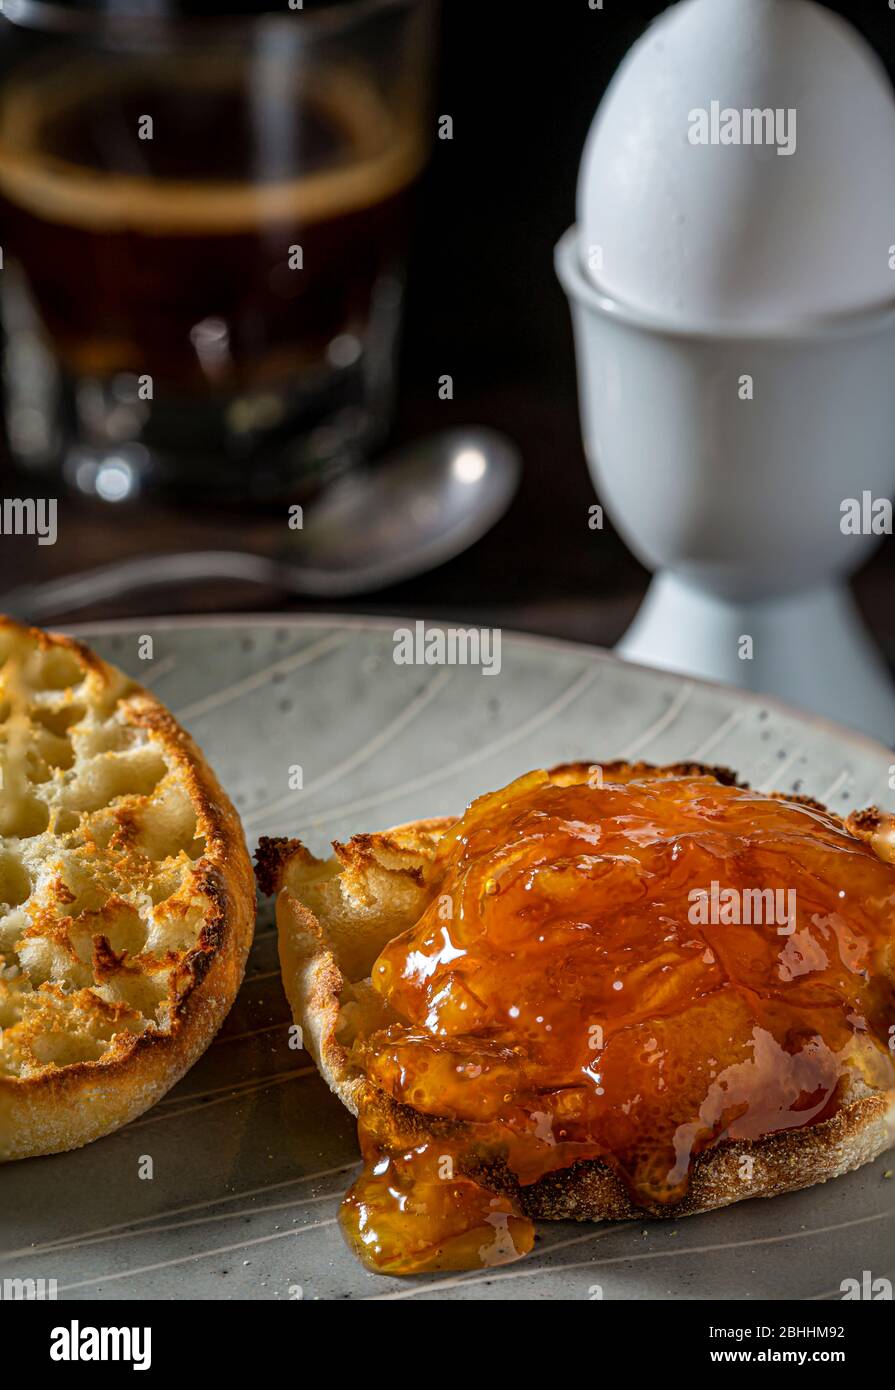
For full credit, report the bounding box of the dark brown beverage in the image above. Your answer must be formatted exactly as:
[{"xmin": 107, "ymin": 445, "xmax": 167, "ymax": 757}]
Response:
[{"xmin": 0, "ymin": 52, "xmax": 427, "ymax": 501}]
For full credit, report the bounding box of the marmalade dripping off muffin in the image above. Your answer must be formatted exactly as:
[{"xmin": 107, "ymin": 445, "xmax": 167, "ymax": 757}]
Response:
[{"xmin": 259, "ymin": 763, "xmax": 895, "ymax": 1276}]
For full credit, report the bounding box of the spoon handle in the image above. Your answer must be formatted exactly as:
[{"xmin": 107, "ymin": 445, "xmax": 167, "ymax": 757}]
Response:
[{"xmin": 1, "ymin": 551, "xmax": 289, "ymax": 622}]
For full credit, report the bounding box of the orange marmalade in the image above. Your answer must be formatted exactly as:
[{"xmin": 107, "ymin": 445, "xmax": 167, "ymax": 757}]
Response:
[{"xmin": 338, "ymin": 769, "xmax": 895, "ymax": 1275}]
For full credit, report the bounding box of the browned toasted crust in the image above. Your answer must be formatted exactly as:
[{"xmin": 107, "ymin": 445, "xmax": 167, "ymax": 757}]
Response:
[
  {"xmin": 265, "ymin": 760, "xmax": 895, "ymax": 1221},
  {"xmin": 0, "ymin": 618, "xmax": 256, "ymax": 1160},
  {"xmin": 254, "ymin": 835, "xmax": 310, "ymax": 899}
]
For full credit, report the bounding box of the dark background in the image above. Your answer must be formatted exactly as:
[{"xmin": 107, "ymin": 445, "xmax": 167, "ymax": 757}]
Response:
[{"xmin": 5, "ymin": 0, "xmax": 895, "ymax": 658}]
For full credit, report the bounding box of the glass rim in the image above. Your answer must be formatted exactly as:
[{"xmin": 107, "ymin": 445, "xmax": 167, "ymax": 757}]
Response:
[{"xmin": 0, "ymin": 0, "xmax": 422, "ymax": 40}]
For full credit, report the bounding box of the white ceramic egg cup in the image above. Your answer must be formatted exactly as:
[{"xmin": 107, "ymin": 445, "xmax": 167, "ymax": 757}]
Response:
[{"xmin": 556, "ymin": 227, "xmax": 895, "ymax": 744}]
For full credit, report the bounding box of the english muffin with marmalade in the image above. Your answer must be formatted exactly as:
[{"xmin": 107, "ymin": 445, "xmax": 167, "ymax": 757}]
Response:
[
  {"xmin": 258, "ymin": 762, "xmax": 895, "ymax": 1275},
  {"xmin": 0, "ymin": 618, "xmax": 255, "ymax": 1160}
]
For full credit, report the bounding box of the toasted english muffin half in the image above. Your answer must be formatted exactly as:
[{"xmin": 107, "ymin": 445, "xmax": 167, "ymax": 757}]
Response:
[
  {"xmin": 0, "ymin": 617, "xmax": 255, "ymax": 1161},
  {"xmin": 259, "ymin": 762, "xmax": 895, "ymax": 1222}
]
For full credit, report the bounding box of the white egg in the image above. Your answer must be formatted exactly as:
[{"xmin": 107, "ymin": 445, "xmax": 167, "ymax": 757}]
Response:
[{"xmin": 577, "ymin": 0, "xmax": 895, "ymax": 327}]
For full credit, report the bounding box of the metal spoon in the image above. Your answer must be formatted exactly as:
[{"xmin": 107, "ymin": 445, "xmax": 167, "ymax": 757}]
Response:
[{"xmin": 2, "ymin": 427, "xmax": 521, "ymax": 622}]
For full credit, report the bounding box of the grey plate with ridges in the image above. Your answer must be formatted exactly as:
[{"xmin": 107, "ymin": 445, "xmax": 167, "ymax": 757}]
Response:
[{"xmin": 1, "ymin": 616, "xmax": 892, "ymax": 1301}]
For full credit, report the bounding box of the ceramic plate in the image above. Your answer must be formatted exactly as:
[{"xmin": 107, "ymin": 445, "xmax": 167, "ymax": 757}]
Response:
[{"xmin": 2, "ymin": 615, "xmax": 893, "ymax": 1302}]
